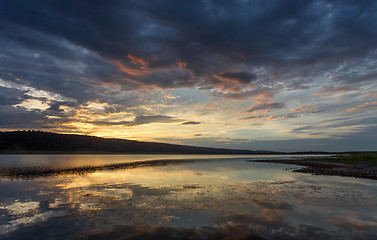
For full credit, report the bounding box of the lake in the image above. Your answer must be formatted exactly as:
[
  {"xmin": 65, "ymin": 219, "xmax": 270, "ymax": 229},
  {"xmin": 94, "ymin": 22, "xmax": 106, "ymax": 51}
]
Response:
[{"xmin": 0, "ymin": 154, "xmax": 376, "ymax": 239}]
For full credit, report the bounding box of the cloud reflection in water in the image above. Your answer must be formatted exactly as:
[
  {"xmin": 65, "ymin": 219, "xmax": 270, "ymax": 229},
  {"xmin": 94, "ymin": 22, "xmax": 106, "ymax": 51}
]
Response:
[{"xmin": 0, "ymin": 157, "xmax": 377, "ymax": 239}]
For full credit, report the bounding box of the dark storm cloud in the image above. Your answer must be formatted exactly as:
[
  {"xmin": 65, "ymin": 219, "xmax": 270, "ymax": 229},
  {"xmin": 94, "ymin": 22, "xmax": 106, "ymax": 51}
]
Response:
[
  {"xmin": 0, "ymin": 87, "xmax": 26, "ymax": 106},
  {"xmin": 0, "ymin": 107, "xmax": 50, "ymax": 129},
  {"xmin": 2, "ymin": 0, "xmax": 376, "ymax": 93},
  {"xmin": 0, "ymin": 24, "xmax": 118, "ymax": 104},
  {"xmin": 1, "ymin": 0, "xmax": 377, "ymax": 142},
  {"xmin": 213, "ymin": 72, "xmax": 257, "ymax": 84},
  {"xmin": 207, "ymin": 71, "xmax": 258, "ymax": 93},
  {"xmin": 46, "ymin": 101, "xmax": 77, "ymax": 113},
  {"xmin": 138, "ymin": 68, "xmax": 194, "ymax": 88}
]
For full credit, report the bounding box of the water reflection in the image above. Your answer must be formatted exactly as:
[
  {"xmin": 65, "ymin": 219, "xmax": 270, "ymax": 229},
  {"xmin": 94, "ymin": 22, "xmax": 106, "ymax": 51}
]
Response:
[
  {"xmin": 0, "ymin": 154, "xmax": 311, "ymax": 168},
  {"xmin": 0, "ymin": 155, "xmax": 376, "ymax": 239}
]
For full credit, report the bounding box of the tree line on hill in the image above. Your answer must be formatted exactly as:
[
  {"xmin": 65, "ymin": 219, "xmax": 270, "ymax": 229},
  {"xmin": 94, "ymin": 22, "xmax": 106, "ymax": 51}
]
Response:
[{"xmin": 0, "ymin": 130, "xmax": 271, "ymax": 154}]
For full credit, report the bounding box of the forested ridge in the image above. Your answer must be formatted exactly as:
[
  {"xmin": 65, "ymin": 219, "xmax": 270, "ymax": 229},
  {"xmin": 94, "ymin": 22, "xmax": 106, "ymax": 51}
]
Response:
[{"xmin": 0, "ymin": 131, "xmax": 268, "ymax": 154}]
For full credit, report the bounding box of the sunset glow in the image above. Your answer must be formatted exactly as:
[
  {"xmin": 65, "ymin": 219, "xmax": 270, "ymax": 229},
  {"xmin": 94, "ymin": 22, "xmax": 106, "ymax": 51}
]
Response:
[{"xmin": 1, "ymin": 1, "xmax": 377, "ymax": 151}]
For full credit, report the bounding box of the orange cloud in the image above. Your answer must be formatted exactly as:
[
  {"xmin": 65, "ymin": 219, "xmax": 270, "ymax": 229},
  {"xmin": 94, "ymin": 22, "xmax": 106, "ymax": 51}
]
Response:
[
  {"xmin": 127, "ymin": 54, "xmax": 149, "ymax": 69},
  {"xmin": 291, "ymin": 103, "xmax": 319, "ymax": 113},
  {"xmin": 347, "ymin": 101, "xmax": 377, "ymax": 112},
  {"xmin": 365, "ymin": 92, "xmax": 377, "ymax": 98},
  {"xmin": 254, "ymin": 93, "xmax": 275, "ymax": 104},
  {"xmin": 108, "ymin": 57, "xmax": 195, "ymax": 90},
  {"xmin": 313, "ymin": 86, "xmax": 356, "ymax": 96},
  {"xmin": 109, "ymin": 59, "xmax": 149, "ymax": 77},
  {"xmin": 267, "ymin": 115, "xmax": 278, "ymax": 120},
  {"xmin": 176, "ymin": 60, "xmax": 187, "ymax": 68},
  {"xmin": 209, "ymin": 71, "xmax": 257, "ymax": 93},
  {"xmin": 213, "ymin": 71, "xmax": 256, "ymax": 84}
]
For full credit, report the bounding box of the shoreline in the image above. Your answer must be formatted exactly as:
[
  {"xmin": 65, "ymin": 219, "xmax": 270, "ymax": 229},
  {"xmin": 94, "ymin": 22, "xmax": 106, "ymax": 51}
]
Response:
[
  {"xmin": 250, "ymin": 157, "xmax": 377, "ymax": 180},
  {"xmin": 0, "ymin": 150, "xmax": 329, "ymax": 155},
  {"xmin": 0, "ymin": 159, "xmax": 200, "ymax": 178}
]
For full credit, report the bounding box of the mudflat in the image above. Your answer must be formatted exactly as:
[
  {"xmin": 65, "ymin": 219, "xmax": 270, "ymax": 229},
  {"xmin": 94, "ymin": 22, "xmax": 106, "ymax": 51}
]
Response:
[{"xmin": 251, "ymin": 153, "xmax": 377, "ymax": 180}]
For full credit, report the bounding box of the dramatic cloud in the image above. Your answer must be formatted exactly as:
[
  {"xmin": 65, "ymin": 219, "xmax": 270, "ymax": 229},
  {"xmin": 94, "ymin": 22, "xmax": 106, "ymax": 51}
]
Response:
[
  {"xmin": 0, "ymin": 87, "xmax": 25, "ymax": 106},
  {"xmin": 0, "ymin": 0, "xmax": 377, "ymax": 151}
]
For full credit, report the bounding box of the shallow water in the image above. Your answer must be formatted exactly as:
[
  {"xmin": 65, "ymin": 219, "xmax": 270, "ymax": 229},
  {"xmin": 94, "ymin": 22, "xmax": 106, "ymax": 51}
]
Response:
[
  {"xmin": 0, "ymin": 154, "xmax": 320, "ymax": 169},
  {"xmin": 0, "ymin": 155, "xmax": 376, "ymax": 239}
]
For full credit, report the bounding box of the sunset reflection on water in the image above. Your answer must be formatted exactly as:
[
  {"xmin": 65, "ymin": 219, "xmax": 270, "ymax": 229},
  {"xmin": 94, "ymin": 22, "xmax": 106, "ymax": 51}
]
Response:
[{"xmin": 1, "ymin": 155, "xmax": 377, "ymax": 239}]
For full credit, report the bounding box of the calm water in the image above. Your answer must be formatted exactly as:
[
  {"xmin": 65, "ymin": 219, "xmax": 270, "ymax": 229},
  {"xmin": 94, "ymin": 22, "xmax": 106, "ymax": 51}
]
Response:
[{"xmin": 0, "ymin": 154, "xmax": 376, "ymax": 239}]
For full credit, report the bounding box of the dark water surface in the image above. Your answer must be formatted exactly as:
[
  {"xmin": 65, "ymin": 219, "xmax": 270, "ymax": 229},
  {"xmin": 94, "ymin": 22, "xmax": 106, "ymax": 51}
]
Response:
[{"xmin": 0, "ymin": 155, "xmax": 376, "ymax": 239}]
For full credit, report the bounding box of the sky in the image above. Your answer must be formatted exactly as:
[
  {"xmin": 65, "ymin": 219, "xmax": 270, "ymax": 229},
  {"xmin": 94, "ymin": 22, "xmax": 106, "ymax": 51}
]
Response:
[{"xmin": 1, "ymin": 0, "xmax": 377, "ymax": 152}]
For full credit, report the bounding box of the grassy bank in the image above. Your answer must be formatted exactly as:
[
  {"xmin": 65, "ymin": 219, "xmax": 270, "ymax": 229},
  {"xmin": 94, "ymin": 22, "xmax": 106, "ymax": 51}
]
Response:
[{"xmin": 309, "ymin": 152, "xmax": 377, "ymax": 165}]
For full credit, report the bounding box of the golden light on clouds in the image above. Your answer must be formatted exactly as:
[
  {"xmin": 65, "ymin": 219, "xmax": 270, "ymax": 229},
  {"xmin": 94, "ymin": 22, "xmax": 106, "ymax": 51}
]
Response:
[
  {"xmin": 14, "ymin": 99, "xmax": 50, "ymax": 111},
  {"xmin": 1, "ymin": 0, "xmax": 377, "ymax": 151}
]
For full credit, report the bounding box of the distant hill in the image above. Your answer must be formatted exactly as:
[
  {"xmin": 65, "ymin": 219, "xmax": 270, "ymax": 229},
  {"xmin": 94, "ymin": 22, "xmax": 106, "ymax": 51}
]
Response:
[{"xmin": 0, "ymin": 131, "xmax": 272, "ymax": 154}]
